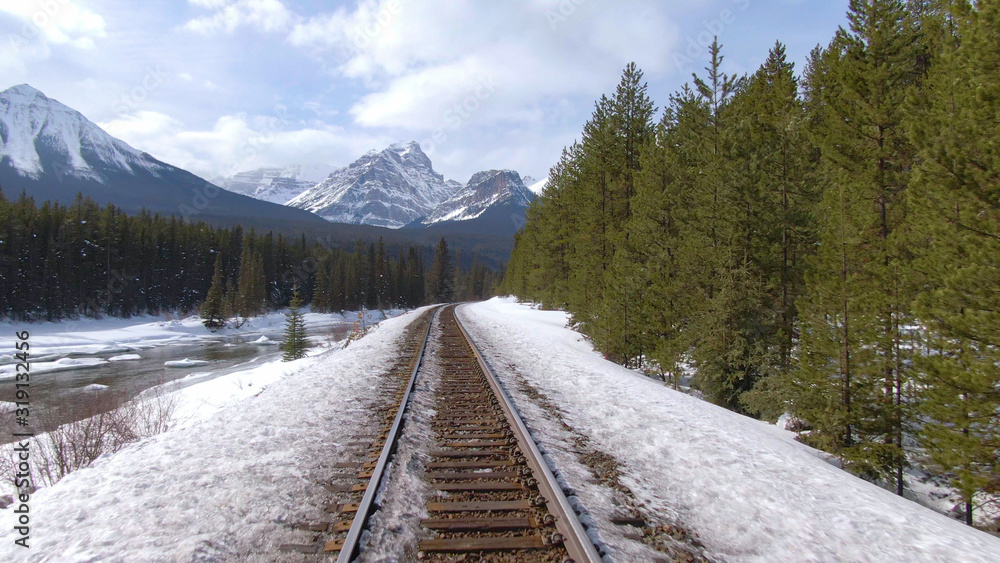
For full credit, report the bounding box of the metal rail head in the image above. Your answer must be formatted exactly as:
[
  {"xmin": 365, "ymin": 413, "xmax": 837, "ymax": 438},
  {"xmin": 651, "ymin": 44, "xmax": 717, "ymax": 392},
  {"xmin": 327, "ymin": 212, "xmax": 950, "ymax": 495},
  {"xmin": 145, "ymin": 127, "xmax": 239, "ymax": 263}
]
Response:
[
  {"xmin": 336, "ymin": 306, "xmax": 439, "ymax": 563},
  {"xmin": 452, "ymin": 304, "xmax": 604, "ymax": 563}
]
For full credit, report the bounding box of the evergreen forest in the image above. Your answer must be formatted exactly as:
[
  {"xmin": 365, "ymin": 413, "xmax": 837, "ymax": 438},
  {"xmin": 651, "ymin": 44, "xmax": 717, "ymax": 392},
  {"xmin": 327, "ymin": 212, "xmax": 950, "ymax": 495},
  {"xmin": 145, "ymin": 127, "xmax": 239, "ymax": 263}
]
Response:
[
  {"xmin": 500, "ymin": 0, "xmax": 999, "ymax": 523},
  {"xmin": 0, "ymin": 191, "xmax": 497, "ymax": 321}
]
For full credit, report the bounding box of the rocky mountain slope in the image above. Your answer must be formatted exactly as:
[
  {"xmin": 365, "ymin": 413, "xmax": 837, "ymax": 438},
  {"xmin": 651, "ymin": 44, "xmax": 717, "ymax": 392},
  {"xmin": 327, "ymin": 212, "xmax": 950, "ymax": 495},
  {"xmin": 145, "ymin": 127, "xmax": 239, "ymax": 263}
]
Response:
[
  {"xmin": 0, "ymin": 84, "xmax": 329, "ymax": 230},
  {"xmin": 286, "ymin": 142, "xmax": 534, "ymax": 231},
  {"xmin": 422, "ymin": 169, "xmax": 534, "ymax": 224},
  {"xmin": 286, "ymin": 141, "xmax": 461, "ymax": 228}
]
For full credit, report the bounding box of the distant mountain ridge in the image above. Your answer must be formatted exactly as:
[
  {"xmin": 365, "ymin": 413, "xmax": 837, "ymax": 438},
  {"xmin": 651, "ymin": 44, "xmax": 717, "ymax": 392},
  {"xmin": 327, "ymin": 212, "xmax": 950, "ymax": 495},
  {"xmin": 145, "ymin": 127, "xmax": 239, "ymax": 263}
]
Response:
[
  {"xmin": 0, "ymin": 84, "xmax": 330, "ymax": 231},
  {"xmin": 212, "ymin": 164, "xmax": 335, "ymax": 204},
  {"xmin": 422, "ymin": 169, "xmax": 534, "ymax": 224},
  {"xmin": 0, "ymin": 83, "xmax": 533, "ymax": 241},
  {"xmin": 286, "ymin": 141, "xmax": 459, "ymax": 228},
  {"xmin": 281, "ymin": 142, "xmax": 534, "ymax": 232}
]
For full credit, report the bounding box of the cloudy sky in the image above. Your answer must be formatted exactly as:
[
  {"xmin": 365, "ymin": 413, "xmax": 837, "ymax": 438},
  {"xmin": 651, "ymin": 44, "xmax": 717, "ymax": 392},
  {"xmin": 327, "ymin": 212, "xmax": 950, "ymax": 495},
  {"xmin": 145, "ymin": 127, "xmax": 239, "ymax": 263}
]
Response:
[{"xmin": 1, "ymin": 0, "xmax": 849, "ymax": 183}]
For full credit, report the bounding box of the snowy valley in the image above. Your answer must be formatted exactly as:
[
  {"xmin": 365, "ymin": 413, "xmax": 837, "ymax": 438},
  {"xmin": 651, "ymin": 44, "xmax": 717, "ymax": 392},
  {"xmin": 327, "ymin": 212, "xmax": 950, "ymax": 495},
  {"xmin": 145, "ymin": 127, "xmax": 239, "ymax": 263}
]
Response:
[{"xmin": 2, "ymin": 301, "xmax": 997, "ymax": 561}]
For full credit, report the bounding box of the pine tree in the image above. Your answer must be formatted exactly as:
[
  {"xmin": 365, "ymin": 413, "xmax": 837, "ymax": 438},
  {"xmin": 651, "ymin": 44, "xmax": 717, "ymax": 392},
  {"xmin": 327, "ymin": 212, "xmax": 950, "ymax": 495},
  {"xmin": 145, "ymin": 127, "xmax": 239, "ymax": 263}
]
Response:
[
  {"xmin": 426, "ymin": 238, "xmax": 455, "ymax": 303},
  {"xmin": 907, "ymin": 0, "xmax": 1000, "ymax": 525},
  {"xmin": 235, "ymin": 235, "xmax": 266, "ymax": 321},
  {"xmin": 313, "ymin": 258, "xmax": 331, "ymax": 313},
  {"xmin": 597, "ymin": 62, "xmax": 656, "ymax": 366},
  {"xmin": 281, "ymin": 285, "xmax": 308, "ymax": 361},
  {"xmin": 200, "ymin": 253, "xmax": 226, "ymax": 330},
  {"xmin": 791, "ymin": 0, "xmax": 922, "ymax": 488},
  {"xmin": 222, "ymin": 278, "xmax": 237, "ymax": 320}
]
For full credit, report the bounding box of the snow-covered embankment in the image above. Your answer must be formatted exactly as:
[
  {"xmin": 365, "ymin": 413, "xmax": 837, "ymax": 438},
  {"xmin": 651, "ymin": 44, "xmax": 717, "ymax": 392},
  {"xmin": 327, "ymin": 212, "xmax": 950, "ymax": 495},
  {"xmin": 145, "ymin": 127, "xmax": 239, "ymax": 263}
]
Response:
[
  {"xmin": 0, "ymin": 307, "xmax": 431, "ymax": 561},
  {"xmin": 457, "ymin": 298, "xmax": 1000, "ymax": 562}
]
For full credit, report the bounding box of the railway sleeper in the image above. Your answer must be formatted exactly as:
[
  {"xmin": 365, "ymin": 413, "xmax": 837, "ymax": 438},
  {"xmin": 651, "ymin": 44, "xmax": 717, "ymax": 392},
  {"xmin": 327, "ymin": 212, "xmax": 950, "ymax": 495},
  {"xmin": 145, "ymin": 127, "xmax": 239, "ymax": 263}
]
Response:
[
  {"xmin": 418, "ymin": 535, "xmax": 550, "ymax": 553},
  {"xmin": 421, "ymin": 516, "xmax": 537, "ymax": 532}
]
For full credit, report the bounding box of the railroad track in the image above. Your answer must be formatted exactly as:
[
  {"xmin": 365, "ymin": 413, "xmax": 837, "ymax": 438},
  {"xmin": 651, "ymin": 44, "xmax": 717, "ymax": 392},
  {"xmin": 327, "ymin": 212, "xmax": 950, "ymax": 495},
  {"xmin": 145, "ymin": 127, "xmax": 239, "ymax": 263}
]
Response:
[{"xmin": 310, "ymin": 305, "xmax": 601, "ymax": 562}]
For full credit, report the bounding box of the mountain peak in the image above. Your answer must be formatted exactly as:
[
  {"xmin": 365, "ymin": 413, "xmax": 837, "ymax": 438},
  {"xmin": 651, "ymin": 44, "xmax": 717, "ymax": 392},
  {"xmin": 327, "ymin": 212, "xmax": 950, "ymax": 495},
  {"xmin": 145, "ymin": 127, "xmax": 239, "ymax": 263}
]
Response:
[
  {"xmin": 466, "ymin": 169, "xmax": 518, "ymax": 186},
  {"xmin": 389, "ymin": 140, "xmax": 422, "ymax": 152},
  {"xmin": 387, "ymin": 140, "xmax": 432, "ymax": 171},
  {"xmin": 423, "ymin": 168, "xmax": 534, "ymax": 225},
  {"xmin": 287, "ymin": 141, "xmax": 458, "ymax": 228},
  {"xmin": 1, "ymin": 83, "xmax": 154, "ymax": 180},
  {"xmin": 2, "ymin": 84, "xmax": 46, "ymax": 99},
  {"xmin": 213, "ymin": 164, "xmax": 336, "ymax": 205}
]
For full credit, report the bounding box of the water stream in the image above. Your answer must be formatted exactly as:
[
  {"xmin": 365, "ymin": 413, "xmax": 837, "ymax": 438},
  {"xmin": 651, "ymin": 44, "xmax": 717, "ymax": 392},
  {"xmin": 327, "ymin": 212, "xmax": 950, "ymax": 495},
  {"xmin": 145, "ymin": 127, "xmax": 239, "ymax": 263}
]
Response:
[{"xmin": 2, "ymin": 322, "xmax": 356, "ymax": 443}]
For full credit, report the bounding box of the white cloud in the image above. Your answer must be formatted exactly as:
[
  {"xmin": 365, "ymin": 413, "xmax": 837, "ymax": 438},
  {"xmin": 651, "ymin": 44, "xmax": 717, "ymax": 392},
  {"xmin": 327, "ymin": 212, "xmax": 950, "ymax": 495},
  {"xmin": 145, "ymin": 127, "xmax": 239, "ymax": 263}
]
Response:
[
  {"xmin": 183, "ymin": 0, "xmax": 295, "ymax": 35},
  {"xmin": 0, "ymin": 0, "xmax": 106, "ymax": 49},
  {"xmin": 99, "ymin": 110, "xmax": 384, "ymax": 180},
  {"xmin": 287, "ymin": 0, "xmax": 686, "ymax": 130}
]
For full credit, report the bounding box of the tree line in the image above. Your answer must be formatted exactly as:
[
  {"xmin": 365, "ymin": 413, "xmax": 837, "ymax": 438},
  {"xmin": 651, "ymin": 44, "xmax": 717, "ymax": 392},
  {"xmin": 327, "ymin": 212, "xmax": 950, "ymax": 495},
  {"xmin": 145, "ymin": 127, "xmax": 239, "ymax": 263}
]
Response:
[
  {"xmin": 501, "ymin": 0, "xmax": 998, "ymax": 525},
  {"xmin": 0, "ymin": 191, "xmax": 497, "ymax": 322}
]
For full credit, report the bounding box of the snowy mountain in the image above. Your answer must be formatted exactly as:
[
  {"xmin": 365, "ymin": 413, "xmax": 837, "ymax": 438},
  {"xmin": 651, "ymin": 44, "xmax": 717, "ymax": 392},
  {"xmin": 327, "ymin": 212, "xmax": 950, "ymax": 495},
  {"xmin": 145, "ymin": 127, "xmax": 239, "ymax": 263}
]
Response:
[
  {"xmin": 287, "ymin": 141, "xmax": 461, "ymax": 229},
  {"xmin": 527, "ymin": 177, "xmax": 548, "ymax": 196},
  {"xmin": 285, "ymin": 142, "xmax": 535, "ymax": 234},
  {"xmin": 0, "ymin": 84, "xmax": 329, "ymax": 230},
  {"xmin": 213, "ymin": 164, "xmax": 335, "ymax": 204},
  {"xmin": 422, "ymin": 169, "xmax": 535, "ymax": 224},
  {"xmin": 0, "ymin": 84, "xmax": 164, "ymax": 182}
]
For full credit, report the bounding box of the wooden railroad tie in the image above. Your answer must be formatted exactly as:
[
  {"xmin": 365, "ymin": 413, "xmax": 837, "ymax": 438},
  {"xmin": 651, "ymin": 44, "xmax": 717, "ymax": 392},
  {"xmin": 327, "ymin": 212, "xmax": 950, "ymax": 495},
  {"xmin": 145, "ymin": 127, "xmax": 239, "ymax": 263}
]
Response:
[
  {"xmin": 432, "ymin": 481, "xmax": 523, "ymax": 492},
  {"xmin": 426, "ymin": 499, "xmax": 532, "ymax": 512},
  {"xmin": 419, "ymin": 535, "xmax": 548, "ymax": 553},
  {"xmin": 421, "ymin": 516, "xmax": 537, "ymax": 532}
]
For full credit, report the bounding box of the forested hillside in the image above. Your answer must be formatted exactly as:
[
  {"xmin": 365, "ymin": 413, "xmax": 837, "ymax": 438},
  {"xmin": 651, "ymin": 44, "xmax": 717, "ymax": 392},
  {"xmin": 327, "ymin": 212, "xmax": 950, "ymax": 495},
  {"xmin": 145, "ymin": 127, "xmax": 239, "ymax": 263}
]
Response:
[
  {"xmin": 0, "ymin": 191, "xmax": 497, "ymax": 321},
  {"xmin": 501, "ymin": 0, "xmax": 999, "ymax": 524}
]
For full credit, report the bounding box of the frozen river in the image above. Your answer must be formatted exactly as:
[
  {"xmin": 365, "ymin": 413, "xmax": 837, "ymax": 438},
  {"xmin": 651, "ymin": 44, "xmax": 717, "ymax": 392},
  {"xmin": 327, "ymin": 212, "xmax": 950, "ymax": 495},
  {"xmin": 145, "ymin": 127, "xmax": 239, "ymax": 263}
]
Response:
[{"xmin": 0, "ymin": 310, "xmax": 391, "ymax": 442}]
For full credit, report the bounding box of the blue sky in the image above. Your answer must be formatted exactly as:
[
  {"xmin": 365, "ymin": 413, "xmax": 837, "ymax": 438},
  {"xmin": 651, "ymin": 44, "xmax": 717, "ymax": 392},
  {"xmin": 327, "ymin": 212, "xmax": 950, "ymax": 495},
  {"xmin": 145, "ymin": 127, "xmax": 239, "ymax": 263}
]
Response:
[{"xmin": 1, "ymin": 0, "xmax": 849, "ymax": 183}]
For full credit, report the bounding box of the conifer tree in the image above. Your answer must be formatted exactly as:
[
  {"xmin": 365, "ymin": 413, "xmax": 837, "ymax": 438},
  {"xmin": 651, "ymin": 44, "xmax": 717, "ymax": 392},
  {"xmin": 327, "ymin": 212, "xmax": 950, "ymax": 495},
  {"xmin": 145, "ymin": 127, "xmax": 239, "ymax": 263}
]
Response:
[
  {"xmin": 426, "ymin": 238, "xmax": 455, "ymax": 303},
  {"xmin": 597, "ymin": 63, "xmax": 656, "ymax": 365},
  {"xmin": 235, "ymin": 237, "xmax": 266, "ymax": 321},
  {"xmin": 313, "ymin": 258, "xmax": 331, "ymax": 313},
  {"xmin": 281, "ymin": 285, "xmax": 308, "ymax": 361},
  {"xmin": 223, "ymin": 279, "xmax": 237, "ymax": 320},
  {"xmin": 792, "ymin": 0, "xmax": 921, "ymax": 488},
  {"xmin": 907, "ymin": 0, "xmax": 1000, "ymax": 524},
  {"xmin": 200, "ymin": 254, "xmax": 226, "ymax": 330}
]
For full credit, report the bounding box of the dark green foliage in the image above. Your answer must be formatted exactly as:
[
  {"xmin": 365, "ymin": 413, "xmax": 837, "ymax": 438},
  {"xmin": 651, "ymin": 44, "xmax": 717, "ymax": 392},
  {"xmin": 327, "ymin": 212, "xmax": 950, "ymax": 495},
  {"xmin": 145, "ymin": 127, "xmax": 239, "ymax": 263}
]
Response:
[
  {"xmin": 906, "ymin": 0, "xmax": 1000, "ymax": 524},
  {"xmin": 788, "ymin": 0, "xmax": 923, "ymax": 491},
  {"xmin": 426, "ymin": 238, "xmax": 455, "ymax": 303},
  {"xmin": 281, "ymin": 285, "xmax": 308, "ymax": 361},
  {"xmin": 0, "ymin": 192, "xmax": 437, "ymax": 320},
  {"xmin": 502, "ymin": 1, "xmax": 999, "ymax": 517},
  {"xmin": 200, "ymin": 254, "xmax": 226, "ymax": 330}
]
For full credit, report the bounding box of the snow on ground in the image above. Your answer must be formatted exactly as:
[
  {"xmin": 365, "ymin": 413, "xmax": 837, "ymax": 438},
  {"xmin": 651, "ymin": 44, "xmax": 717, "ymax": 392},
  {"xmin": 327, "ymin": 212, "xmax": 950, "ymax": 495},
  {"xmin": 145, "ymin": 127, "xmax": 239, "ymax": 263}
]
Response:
[
  {"xmin": 458, "ymin": 298, "xmax": 1000, "ymax": 563},
  {"xmin": 163, "ymin": 358, "xmax": 210, "ymax": 368},
  {"xmin": 0, "ymin": 307, "xmax": 431, "ymax": 562},
  {"xmin": 108, "ymin": 353, "xmax": 141, "ymax": 361},
  {"xmin": 0, "ymin": 308, "xmax": 399, "ymax": 359}
]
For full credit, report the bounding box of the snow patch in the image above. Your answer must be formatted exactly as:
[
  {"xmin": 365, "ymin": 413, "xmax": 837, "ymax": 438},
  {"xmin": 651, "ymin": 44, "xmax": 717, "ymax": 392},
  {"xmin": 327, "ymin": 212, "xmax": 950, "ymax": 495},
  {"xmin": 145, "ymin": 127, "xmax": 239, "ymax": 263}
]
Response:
[
  {"xmin": 164, "ymin": 358, "xmax": 209, "ymax": 368},
  {"xmin": 108, "ymin": 354, "xmax": 141, "ymax": 361}
]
